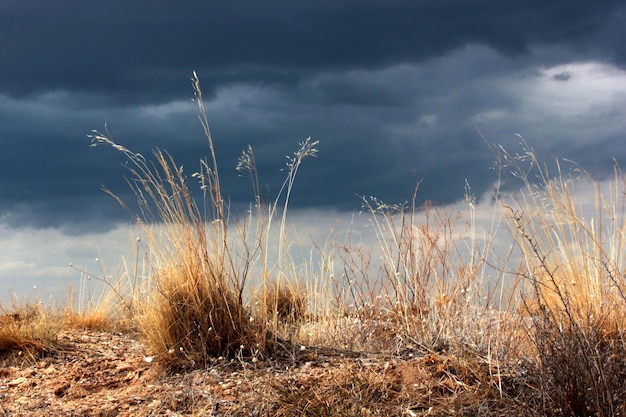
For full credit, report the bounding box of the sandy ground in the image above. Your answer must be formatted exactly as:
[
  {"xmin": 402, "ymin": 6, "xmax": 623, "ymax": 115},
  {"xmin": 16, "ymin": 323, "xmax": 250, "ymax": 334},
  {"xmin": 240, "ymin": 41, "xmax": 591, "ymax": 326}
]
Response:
[
  {"xmin": 0, "ymin": 329, "xmax": 279, "ymax": 416},
  {"xmin": 1, "ymin": 328, "xmax": 533, "ymax": 416}
]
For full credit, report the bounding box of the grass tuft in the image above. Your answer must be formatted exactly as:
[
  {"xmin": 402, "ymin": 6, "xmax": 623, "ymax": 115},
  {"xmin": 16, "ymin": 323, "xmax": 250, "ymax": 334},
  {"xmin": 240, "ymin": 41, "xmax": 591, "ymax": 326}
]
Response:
[
  {"xmin": 0, "ymin": 301, "xmax": 61, "ymax": 361},
  {"xmin": 88, "ymin": 72, "xmax": 318, "ymax": 368},
  {"xmin": 263, "ymin": 280, "xmax": 307, "ymax": 324},
  {"xmin": 497, "ymin": 139, "xmax": 626, "ymax": 416},
  {"xmin": 2, "ymin": 74, "xmax": 617, "ymax": 415}
]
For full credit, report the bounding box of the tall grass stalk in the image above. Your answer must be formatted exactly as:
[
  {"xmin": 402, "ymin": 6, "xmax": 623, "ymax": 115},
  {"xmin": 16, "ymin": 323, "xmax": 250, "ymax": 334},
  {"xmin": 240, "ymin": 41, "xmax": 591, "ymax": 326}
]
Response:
[
  {"xmin": 0, "ymin": 298, "xmax": 61, "ymax": 360},
  {"xmin": 359, "ymin": 193, "xmax": 515, "ymax": 357},
  {"xmin": 497, "ymin": 138, "xmax": 626, "ymax": 416},
  {"xmin": 237, "ymin": 137, "xmax": 317, "ymax": 332},
  {"xmin": 88, "ymin": 73, "xmax": 317, "ymax": 368}
]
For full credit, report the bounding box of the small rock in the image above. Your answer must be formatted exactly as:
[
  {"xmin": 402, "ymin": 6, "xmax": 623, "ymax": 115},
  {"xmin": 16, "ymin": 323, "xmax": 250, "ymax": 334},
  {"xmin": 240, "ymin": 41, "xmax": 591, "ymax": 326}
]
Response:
[
  {"xmin": 42, "ymin": 366, "xmax": 57, "ymax": 375},
  {"xmin": 8, "ymin": 377, "xmax": 29, "ymax": 387},
  {"xmin": 15, "ymin": 395, "xmax": 31, "ymax": 405},
  {"xmin": 116, "ymin": 362, "xmax": 133, "ymax": 371},
  {"xmin": 54, "ymin": 382, "xmax": 71, "ymax": 397}
]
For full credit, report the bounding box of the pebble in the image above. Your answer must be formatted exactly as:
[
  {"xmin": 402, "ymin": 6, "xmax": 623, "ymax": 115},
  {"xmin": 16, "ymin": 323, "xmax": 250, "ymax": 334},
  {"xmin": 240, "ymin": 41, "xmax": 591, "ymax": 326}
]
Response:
[
  {"xmin": 42, "ymin": 366, "xmax": 57, "ymax": 375},
  {"xmin": 8, "ymin": 377, "xmax": 29, "ymax": 387}
]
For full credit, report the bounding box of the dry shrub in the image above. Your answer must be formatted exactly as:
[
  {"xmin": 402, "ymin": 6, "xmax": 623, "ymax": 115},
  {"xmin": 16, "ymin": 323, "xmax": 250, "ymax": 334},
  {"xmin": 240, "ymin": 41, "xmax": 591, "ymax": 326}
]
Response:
[
  {"xmin": 526, "ymin": 307, "xmax": 626, "ymax": 416},
  {"xmin": 499, "ymin": 141, "xmax": 626, "ymax": 416},
  {"xmin": 263, "ymin": 280, "xmax": 307, "ymax": 324},
  {"xmin": 88, "ymin": 72, "xmax": 317, "ymax": 368},
  {"xmin": 138, "ymin": 259, "xmax": 269, "ymax": 368},
  {"xmin": 270, "ymin": 354, "xmax": 526, "ymax": 417},
  {"xmin": 0, "ymin": 303, "xmax": 61, "ymax": 360}
]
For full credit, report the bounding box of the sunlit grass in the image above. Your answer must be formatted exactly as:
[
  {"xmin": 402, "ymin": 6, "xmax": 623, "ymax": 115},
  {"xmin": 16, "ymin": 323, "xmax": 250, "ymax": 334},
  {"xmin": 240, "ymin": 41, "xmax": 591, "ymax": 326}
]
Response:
[
  {"xmin": 84, "ymin": 72, "xmax": 318, "ymax": 368},
  {"xmin": 0, "ymin": 299, "xmax": 61, "ymax": 361},
  {"xmin": 2, "ymin": 75, "xmax": 625, "ymax": 415},
  {"xmin": 495, "ymin": 139, "xmax": 626, "ymax": 415}
]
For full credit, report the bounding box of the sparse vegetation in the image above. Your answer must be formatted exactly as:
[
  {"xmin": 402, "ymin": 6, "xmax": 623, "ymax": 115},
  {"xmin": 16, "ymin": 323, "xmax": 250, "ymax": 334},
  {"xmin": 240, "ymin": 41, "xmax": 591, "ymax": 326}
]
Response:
[
  {"xmin": 496, "ymin": 141, "xmax": 626, "ymax": 416},
  {"xmin": 0, "ymin": 300, "xmax": 61, "ymax": 361},
  {"xmin": 2, "ymin": 77, "xmax": 626, "ymax": 416}
]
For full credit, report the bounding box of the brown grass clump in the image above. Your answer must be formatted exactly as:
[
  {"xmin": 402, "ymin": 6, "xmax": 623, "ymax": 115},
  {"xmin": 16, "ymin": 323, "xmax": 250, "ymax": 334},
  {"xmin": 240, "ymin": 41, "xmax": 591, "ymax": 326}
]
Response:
[
  {"xmin": 137, "ymin": 256, "xmax": 268, "ymax": 368},
  {"xmin": 46, "ymin": 73, "xmax": 625, "ymax": 415},
  {"xmin": 497, "ymin": 139, "xmax": 626, "ymax": 416},
  {"xmin": 88, "ymin": 134, "xmax": 272, "ymax": 366},
  {"xmin": 263, "ymin": 280, "xmax": 307, "ymax": 324},
  {"xmin": 0, "ymin": 302, "xmax": 61, "ymax": 360},
  {"xmin": 269, "ymin": 353, "xmax": 528, "ymax": 417},
  {"xmin": 88, "ymin": 72, "xmax": 317, "ymax": 368}
]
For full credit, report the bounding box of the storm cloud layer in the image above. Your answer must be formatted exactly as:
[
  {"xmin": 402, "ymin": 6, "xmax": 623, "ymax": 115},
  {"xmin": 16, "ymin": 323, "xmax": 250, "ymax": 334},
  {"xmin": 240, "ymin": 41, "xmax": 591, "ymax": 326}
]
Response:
[{"xmin": 1, "ymin": 0, "xmax": 625, "ymax": 233}]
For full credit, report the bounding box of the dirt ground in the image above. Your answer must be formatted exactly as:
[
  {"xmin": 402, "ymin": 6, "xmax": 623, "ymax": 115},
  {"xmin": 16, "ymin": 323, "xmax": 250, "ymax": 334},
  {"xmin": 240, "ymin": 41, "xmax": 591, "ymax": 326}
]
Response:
[{"xmin": 0, "ymin": 329, "xmax": 533, "ymax": 416}]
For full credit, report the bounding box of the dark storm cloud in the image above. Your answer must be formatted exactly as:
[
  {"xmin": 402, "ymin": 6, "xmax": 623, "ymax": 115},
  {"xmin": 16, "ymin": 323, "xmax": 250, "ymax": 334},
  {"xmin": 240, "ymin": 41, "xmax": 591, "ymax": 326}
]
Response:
[
  {"xmin": 1, "ymin": 0, "xmax": 624, "ymax": 102},
  {"xmin": 1, "ymin": 1, "xmax": 625, "ymax": 232}
]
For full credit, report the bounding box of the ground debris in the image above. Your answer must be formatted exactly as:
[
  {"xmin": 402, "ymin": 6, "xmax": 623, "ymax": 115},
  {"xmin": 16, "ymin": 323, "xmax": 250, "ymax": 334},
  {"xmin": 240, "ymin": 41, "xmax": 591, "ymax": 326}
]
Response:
[{"xmin": 1, "ymin": 329, "xmax": 536, "ymax": 416}]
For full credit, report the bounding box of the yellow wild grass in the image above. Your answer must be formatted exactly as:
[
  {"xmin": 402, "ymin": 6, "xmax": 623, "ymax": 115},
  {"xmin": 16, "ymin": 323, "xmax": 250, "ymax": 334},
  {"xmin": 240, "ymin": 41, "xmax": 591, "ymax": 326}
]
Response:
[
  {"xmin": 357, "ymin": 193, "xmax": 520, "ymax": 360},
  {"xmin": 498, "ymin": 141, "xmax": 626, "ymax": 334},
  {"xmin": 496, "ymin": 138, "xmax": 626, "ymax": 416},
  {"xmin": 0, "ymin": 301, "xmax": 61, "ymax": 360},
  {"xmin": 62, "ymin": 272, "xmax": 124, "ymax": 331},
  {"xmin": 88, "ymin": 72, "xmax": 318, "ymax": 368},
  {"xmin": 74, "ymin": 72, "xmax": 626, "ymax": 413}
]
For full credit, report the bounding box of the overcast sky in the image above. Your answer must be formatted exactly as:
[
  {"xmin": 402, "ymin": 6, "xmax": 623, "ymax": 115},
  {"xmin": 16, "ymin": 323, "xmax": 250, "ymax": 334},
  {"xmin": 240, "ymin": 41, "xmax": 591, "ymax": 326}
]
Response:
[{"xmin": 1, "ymin": 1, "xmax": 626, "ymax": 301}]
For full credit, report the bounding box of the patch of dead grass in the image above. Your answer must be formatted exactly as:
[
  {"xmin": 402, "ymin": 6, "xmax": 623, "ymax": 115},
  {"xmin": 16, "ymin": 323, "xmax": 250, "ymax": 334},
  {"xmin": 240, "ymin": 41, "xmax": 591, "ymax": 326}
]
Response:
[{"xmin": 0, "ymin": 303, "xmax": 61, "ymax": 361}]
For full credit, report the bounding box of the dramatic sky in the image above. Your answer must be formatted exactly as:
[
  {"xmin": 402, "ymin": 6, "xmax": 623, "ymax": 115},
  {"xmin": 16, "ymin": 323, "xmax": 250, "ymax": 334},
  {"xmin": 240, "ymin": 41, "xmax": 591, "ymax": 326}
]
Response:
[{"xmin": 1, "ymin": 1, "xmax": 626, "ymax": 300}]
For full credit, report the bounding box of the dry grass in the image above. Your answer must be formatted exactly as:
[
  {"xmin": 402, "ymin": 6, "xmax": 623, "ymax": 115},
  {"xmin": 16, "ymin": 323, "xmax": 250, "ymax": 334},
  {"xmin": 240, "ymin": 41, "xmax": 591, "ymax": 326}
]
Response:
[
  {"xmin": 358, "ymin": 197, "xmax": 519, "ymax": 357},
  {"xmin": 496, "ymin": 139, "xmax": 626, "ymax": 416},
  {"xmin": 268, "ymin": 352, "xmax": 530, "ymax": 417},
  {"xmin": 3, "ymin": 76, "xmax": 626, "ymax": 415},
  {"xmin": 62, "ymin": 310, "xmax": 112, "ymax": 331},
  {"xmin": 86, "ymin": 72, "xmax": 318, "ymax": 368},
  {"xmin": 61, "ymin": 272, "xmax": 130, "ymax": 331},
  {"xmin": 0, "ymin": 301, "xmax": 61, "ymax": 361},
  {"xmin": 262, "ymin": 280, "xmax": 307, "ymax": 324}
]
